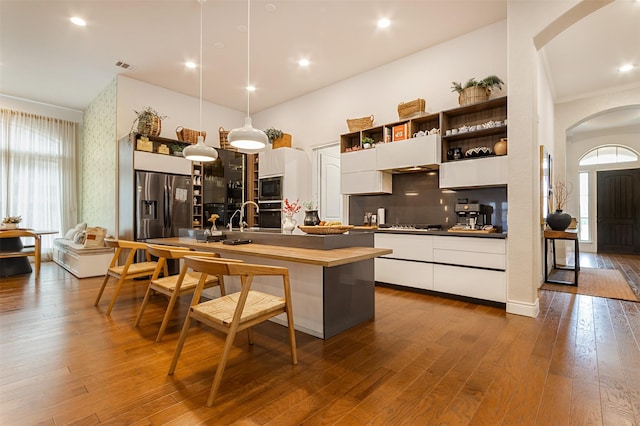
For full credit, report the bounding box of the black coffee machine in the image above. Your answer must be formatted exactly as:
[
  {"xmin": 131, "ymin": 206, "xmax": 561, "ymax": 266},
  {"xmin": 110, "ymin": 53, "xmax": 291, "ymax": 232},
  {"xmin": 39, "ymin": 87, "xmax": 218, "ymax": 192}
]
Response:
[{"xmin": 454, "ymin": 200, "xmax": 492, "ymax": 229}]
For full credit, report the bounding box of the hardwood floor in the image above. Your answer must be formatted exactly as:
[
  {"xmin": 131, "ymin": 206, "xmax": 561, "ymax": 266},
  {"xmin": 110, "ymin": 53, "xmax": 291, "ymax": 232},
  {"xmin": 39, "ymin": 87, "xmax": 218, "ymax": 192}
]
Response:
[{"xmin": 1, "ymin": 261, "xmax": 639, "ymax": 425}]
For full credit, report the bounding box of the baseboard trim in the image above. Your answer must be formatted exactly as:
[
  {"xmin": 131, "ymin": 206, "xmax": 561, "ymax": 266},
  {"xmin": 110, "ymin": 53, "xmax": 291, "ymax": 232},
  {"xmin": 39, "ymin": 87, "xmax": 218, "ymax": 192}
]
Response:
[{"xmin": 506, "ymin": 298, "xmax": 540, "ymax": 318}]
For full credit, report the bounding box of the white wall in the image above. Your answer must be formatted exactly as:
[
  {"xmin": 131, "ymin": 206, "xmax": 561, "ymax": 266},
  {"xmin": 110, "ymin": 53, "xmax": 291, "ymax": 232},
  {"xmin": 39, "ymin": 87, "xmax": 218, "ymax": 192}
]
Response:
[
  {"xmin": 253, "ymin": 21, "xmax": 508, "ymax": 155},
  {"xmin": 116, "ymin": 75, "xmax": 243, "ymax": 146},
  {"xmin": 0, "ymin": 94, "xmax": 84, "ymax": 123}
]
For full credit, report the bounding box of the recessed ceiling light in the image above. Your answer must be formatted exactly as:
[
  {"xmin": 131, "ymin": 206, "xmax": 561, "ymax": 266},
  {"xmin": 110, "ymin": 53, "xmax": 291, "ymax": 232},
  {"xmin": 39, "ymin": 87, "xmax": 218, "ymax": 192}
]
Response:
[
  {"xmin": 185, "ymin": 61, "xmax": 197, "ymax": 69},
  {"xmin": 265, "ymin": 3, "xmax": 276, "ymax": 12},
  {"xmin": 70, "ymin": 17, "xmax": 86, "ymax": 26},
  {"xmin": 298, "ymin": 58, "xmax": 310, "ymax": 67},
  {"xmin": 247, "ymin": 85, "xmax": 256, "ymax": 92},
  {"xmin": 213, "ymin": 42, "xmax": 225, "ymax": 49},
  {"xmin": 377, "ymin": 18, "xmax": 390, "ymax": 29},
  {"xmin": 618, "ymin": 64, "xmax": 635, "ymax": 73}
]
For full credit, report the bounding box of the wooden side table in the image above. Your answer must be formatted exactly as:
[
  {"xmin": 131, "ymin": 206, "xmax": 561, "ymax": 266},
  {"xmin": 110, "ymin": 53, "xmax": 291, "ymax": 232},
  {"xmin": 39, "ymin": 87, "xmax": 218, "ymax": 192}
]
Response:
[{"xmin": 544, "ymin": 229, "xmax": 580, "ymax": 286}]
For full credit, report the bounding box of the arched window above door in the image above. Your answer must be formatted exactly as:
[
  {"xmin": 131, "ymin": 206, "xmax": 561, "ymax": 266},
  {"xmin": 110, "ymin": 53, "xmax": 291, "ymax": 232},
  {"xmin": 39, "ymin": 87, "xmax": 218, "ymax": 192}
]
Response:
[{"xmin": 579, "ymin": 145, "xmax": 638, "ymax": 166}]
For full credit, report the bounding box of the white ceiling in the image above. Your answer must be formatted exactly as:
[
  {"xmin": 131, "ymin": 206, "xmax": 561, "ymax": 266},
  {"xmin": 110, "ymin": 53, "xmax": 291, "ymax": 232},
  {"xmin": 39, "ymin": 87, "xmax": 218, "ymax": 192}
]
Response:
[{"xmin": 1, "ymin": 0, "xmax": 639, "ymax": 127}]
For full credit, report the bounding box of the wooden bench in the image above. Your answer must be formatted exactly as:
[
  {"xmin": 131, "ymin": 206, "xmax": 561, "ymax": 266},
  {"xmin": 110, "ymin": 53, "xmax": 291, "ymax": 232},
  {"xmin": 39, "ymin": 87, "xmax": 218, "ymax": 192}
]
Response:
[{"xmin": 0, "ymin": 230, "xmax": 41, "ymax": 279}]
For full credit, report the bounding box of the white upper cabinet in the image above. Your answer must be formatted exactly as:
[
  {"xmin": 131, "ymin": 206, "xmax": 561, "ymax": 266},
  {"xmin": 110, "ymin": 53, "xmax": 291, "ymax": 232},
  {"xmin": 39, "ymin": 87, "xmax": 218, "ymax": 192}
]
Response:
[
  {"xmin": 376, "ymin": 135, "xmax": 440, "ymax": 171},
  {"xmin": 439, "ymin": 156, "xmax": 507, "ymax": 188},
  {"xmin": 258, "ymin": 147, "xmax": 307, "ymax": 178},
  {"xmin": 340, "ymin": 149, "xmax": 377, "ymax": 174}
]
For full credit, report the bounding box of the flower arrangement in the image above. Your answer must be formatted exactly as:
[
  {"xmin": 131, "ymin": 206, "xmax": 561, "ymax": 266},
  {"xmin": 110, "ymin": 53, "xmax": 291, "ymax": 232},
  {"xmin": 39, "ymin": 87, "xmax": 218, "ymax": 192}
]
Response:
[
  {"xmin": 302, "ymin": 200, "xmax": 317, "ymax": 211},
  {"xmin": 2, "ymin": 216, "xmax": 21, "ymax": 224},
  {"xmin": 553, "ymin": 179, "xmax": 573, "ymax": 211},
  {"xmin": 264, "ymin": 128, "xmax": 284, "ymax": 144},
  {"xmin": 208, "ymin": 214, "xmax": 220, "ymax": 232},
  {"xmin": 283, "ymin": 198, "xmax": 301, "ymax": 215}
]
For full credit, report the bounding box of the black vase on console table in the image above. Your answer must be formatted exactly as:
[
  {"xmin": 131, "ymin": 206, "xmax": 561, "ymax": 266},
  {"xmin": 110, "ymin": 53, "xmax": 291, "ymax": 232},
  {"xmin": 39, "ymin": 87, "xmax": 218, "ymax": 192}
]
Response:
[
  {"xmin": 304, "ymin": 210, "xmax": 321, "ymax": 226},
  {"xmin": 546, "ymin": 209, "xmax": 571, "ymax": 231}
]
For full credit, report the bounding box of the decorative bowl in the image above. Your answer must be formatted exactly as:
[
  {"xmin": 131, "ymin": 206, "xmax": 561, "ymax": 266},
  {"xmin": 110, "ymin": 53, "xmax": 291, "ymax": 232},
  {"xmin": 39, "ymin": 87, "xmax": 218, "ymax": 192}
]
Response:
[{"xmin": 298, "ymin": 225, "xmax": 354, "ymax": 235}]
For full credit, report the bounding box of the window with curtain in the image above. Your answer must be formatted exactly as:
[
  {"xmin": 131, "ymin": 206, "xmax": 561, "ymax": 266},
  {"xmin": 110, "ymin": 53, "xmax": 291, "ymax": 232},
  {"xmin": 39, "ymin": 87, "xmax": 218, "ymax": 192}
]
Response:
[{"xmin": 1, "ymin": 108, "xmax": 78, "ymax": 259}]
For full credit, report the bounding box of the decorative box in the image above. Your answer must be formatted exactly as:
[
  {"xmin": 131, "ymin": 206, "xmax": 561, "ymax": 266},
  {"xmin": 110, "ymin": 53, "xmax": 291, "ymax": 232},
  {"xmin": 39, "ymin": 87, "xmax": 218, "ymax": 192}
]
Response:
[
  {"xmin": 136, "ymin": 137, "xmax": 153, "ymax": 152},
  {"xmin": 157, "ymin": 144, "xmax": 170, "ymax": 155}
]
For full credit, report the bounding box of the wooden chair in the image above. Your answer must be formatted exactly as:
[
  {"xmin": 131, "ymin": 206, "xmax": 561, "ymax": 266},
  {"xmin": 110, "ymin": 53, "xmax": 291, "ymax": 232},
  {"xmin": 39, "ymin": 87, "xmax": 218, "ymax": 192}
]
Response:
[
  {"xmin": 94, "ymin": 239, "xmax": 164, "ymax": 315},
  {"xmin": 168, "ymin": 256, "xmax": 298, "ymax": 406},
  {"xmin": 0, "ymin": 230, "xmax": 41, "ymax": 279},
  {"xmin": 135, "ymin": 244, "xmax": 235, "ymax": 342}
]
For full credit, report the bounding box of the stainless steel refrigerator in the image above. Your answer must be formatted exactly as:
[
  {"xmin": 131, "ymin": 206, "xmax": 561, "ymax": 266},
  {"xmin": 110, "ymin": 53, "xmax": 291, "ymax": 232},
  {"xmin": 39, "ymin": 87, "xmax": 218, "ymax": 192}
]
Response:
[{"xmin": 135, "ymin": 171, "xmax": 192, "ymax": 242}]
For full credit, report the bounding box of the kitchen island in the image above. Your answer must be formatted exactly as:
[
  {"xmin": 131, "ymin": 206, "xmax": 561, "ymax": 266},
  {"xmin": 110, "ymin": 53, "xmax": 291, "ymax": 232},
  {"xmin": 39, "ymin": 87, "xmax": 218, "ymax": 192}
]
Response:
[{"xmin": 147, "ymin": 233, "xmax": 391, "ymax": 339}]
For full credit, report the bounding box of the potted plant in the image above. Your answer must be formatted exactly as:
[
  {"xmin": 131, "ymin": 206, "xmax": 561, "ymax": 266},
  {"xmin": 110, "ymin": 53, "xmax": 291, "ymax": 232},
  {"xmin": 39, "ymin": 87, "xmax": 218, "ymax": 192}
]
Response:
[
  {"xmin": 264, "ymin": 127, "xmax": 292, "ymax": 149},
  {"xmin": 362, "ymin": 136, "xmax": 375, "ymax": 149},
  {"xmin": 2, "ymin": 215, "xmax": 22, "ymax": 229},
  {"xmin": 451, "ymin": 75, "xmax": 504, "ymax": 106},
  {"xmin": 547, "ymin": 179, "xmax": 573, "ymax": 231},
  {"xmin": 132, "ymin": 106, "xmax": 166, "ymax": 137},
  {"xmin": 170, "ymin": 143, "xmax": 185, "ymax": 156}
]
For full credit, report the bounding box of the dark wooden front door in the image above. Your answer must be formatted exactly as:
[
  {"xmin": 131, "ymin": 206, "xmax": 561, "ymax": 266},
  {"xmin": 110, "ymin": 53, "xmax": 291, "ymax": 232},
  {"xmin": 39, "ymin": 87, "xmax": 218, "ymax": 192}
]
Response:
[{"xmin": 597, "ymin": 168, "xmax": 640, "ymax": 253}]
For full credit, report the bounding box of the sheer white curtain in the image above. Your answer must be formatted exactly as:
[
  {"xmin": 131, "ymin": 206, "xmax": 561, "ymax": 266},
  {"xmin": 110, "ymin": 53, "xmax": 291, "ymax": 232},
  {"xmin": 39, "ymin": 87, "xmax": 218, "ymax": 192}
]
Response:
[{"xmin": 1, "ymin": 109, "xmax": 78, "ymax": 259}]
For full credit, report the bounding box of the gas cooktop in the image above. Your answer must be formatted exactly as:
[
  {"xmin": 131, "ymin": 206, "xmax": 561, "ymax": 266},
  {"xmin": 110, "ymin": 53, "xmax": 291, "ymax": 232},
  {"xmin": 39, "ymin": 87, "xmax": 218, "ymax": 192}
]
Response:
[{"xmin": 377, "ymin": 224, "xmax": 443, "ymax": 231}]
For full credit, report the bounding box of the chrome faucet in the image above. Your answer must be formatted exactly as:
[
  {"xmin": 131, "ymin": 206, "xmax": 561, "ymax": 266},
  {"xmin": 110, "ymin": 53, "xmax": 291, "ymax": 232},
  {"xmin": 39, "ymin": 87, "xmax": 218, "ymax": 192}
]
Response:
[
  {"xmin": 239, "ymin": 201, "xmax": 260, "ymax": 232},
  {"xmin": 228, "ymin": 209, "xmax": 241, "ymax": 231}
]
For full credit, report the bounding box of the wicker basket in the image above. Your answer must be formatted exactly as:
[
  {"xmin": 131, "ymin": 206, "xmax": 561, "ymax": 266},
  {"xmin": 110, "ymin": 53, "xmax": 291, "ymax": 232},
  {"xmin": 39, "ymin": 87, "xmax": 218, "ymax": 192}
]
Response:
[
  {"xmin": 346, "ymin": 115, "xmax": 374, "ymax": 132},
  {"xmin": 137, "ymin": 115, "xmax": 161, "ymax": 137},
  {"xmin": 397, "ymin": 98, "xmax": 426, "ymax": 119},
  {"xmin": 218, "ymin": 127, "xmax": 236, "ymax": 151},
  {"xmin": 175, "ymin": 126, "xmax": 206, "ymax": 144},
  {"xmin": 458, "ymin": 86, "xmax": 489, "ymax": 106},
  {"xmin": 272, "ymin": 133, "xmax": 292, "ymax": 149}
]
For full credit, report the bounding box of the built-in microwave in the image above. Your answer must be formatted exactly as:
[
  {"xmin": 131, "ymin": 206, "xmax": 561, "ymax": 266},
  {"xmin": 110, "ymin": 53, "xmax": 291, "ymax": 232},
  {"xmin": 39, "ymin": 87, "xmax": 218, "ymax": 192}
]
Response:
[{"xmin": 259, "ymin": 176, "xmax": 283, "ymax": 201}]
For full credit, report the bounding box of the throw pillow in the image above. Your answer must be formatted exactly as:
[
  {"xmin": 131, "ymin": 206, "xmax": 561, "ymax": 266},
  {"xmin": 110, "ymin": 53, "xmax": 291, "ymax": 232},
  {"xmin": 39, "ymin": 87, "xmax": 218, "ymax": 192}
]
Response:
[
  {"xmin": 73, "ymin": 231, "xmax": 86, "ymax": 245},
  {"xmin": 64, "ymin": 222, "xmax": 87, "ymax": 240},
  {"xmin": 84, "ymin": 226, "xmax": 106, "ymax": 248}
]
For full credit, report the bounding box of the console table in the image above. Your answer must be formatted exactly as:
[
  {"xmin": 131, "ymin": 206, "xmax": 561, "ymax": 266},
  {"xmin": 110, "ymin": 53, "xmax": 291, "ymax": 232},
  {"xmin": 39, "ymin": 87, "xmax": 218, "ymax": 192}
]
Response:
[{"xmin": 543, "ymin": 229, "xmax": 579, "ymax": 286}]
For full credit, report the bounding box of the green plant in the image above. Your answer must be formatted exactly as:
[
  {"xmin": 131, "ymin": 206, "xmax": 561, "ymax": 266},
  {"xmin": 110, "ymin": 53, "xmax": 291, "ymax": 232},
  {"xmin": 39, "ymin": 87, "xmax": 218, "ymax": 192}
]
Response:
[
  {"xmin": 2, "ymin": 215, "xmax": 21, "ymax": 224},
  {"xmin": 451, "ymin": 75, "xmax": 504, "ymax": 93},
  {"xmin": 134, "ymin": 106, "xmax": 166, "ymax": 121},
  {"xmin": 170, "ymin": 143, "xmax": 185, "ymax": 153},
  {"xmin": 362, "ymin": 136, "xmax": 374, "ymax": 145},
  {"xmin": 264, "ymin": 128, "xmax": 284, "ymax": 144}
]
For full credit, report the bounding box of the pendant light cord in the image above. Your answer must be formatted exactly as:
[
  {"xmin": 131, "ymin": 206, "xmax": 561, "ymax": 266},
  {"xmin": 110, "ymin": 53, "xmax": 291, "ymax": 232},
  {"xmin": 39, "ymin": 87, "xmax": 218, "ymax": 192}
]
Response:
[
  {"xmin": 246, "ymin": 0, "xmax": 250, "ymax": 119},
  {"xmin": 199, "ymin": 0, "xmax": 203, "ymax": 138}
]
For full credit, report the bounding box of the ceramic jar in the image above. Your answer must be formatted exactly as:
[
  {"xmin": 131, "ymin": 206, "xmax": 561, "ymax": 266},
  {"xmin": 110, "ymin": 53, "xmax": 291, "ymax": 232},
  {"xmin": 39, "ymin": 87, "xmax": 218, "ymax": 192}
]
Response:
[
  {"xmin": 494, "ymin": 138, "xmax": 508, "ymax": 156},
  {"xmin": 547, "ymin": 210, "xmax": 572, "ymax": 231}
]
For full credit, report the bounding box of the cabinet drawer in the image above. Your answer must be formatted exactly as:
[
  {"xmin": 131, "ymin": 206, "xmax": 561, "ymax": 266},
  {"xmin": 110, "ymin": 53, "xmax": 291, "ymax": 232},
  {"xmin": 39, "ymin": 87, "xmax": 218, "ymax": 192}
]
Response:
[
  {"xmin": 432, "ymin": 236, "xmax": 505, "ymax": 269},
  {"xmin": 375, "ymin": 233, "xmax": 433, "ymax": 262},
  {"xmin": 433, "ymin": 264, "xmax": 506, "ymax": 302},
  {"xmin": 375, "ymin": 258, "xmax": 433, "ymax": 290}
]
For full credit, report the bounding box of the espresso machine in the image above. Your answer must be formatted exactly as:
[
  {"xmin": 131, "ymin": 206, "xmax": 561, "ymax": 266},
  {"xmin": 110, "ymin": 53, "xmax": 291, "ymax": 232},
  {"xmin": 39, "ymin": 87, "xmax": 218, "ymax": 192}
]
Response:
[{"xmin": 454, "ymin": 201, "xmax": 492, "ymax": 229}]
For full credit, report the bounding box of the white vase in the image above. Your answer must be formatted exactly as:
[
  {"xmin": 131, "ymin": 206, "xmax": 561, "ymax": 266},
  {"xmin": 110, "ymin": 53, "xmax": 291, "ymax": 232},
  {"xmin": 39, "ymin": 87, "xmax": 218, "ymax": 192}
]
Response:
[{"xmin": 282, "ymin": 214, "xmax": 297, "ymax": 234}]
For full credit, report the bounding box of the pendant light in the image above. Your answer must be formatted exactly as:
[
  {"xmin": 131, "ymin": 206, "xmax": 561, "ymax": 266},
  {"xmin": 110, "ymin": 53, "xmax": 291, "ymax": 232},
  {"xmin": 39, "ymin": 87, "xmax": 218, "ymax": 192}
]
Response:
[
  {"xmin": 227, "ymin": 0, "xmax": 268, "ymax": 152},
  {"xmin": 183, "ymin": 0, "xmax": 218, "ymax": 162}
]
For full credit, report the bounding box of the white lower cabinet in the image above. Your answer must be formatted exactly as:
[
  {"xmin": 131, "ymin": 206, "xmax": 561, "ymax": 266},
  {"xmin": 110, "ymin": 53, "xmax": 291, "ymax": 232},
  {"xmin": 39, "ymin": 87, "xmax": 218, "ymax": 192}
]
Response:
[
  {"xmin": 374, "ymin": 232, "xmax": 507, "ymax": 304},
  {"xmin": 376, "ymin": 258, "xmax": 434, "ymax": 290},
  {"xmin": 433, "ymin": 264, "xmax": 506, "ymax": 303}
]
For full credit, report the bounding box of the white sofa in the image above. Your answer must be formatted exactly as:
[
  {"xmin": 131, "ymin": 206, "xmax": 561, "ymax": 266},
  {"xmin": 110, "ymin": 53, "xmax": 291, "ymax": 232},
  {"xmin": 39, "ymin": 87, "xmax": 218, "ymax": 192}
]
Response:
[{"xmin": 53, "ymin": 238, "xmax": 113, "ymax": 278}]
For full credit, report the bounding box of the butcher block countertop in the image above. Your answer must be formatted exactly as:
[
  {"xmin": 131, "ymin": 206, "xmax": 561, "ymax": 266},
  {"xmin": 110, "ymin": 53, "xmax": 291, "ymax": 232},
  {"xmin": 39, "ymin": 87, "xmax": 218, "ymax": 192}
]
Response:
[{"xmin": 146, "ymin": 237, "xmax": 392, "ymax": 268}]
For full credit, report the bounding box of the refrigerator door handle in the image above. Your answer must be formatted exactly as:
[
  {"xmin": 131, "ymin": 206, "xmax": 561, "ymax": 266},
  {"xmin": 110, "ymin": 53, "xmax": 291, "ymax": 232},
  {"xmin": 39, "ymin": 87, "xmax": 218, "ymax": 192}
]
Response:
[{"xmin": 164, "ymin": 182, "xmax": 170, "ymax": 229}]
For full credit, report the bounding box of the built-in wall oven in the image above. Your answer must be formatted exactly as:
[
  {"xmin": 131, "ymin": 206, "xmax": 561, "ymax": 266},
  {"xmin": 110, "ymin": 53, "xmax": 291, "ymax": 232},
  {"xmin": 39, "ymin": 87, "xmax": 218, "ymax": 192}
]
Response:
[
  {"xmin": 259, "ymin": 176, "xmax": 283, "ymax": 201},
  {"xmin": 258, "ymin": 201, "xmax": 282, "ymax": 229}
]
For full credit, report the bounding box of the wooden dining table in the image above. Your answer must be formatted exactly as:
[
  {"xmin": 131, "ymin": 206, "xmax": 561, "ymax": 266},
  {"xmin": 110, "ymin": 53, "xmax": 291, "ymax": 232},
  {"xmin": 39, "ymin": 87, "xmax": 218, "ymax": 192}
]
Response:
[{"xmin": 0, "ymin": 229, "xmax": 58, "ymax": 278}]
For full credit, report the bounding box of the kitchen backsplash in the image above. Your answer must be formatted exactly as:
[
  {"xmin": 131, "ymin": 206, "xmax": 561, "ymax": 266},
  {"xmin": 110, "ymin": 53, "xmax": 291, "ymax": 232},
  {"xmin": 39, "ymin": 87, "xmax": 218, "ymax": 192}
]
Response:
[{"xmin": 348, "ymin": 171, "xmax": 507, "ymax": 230}]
